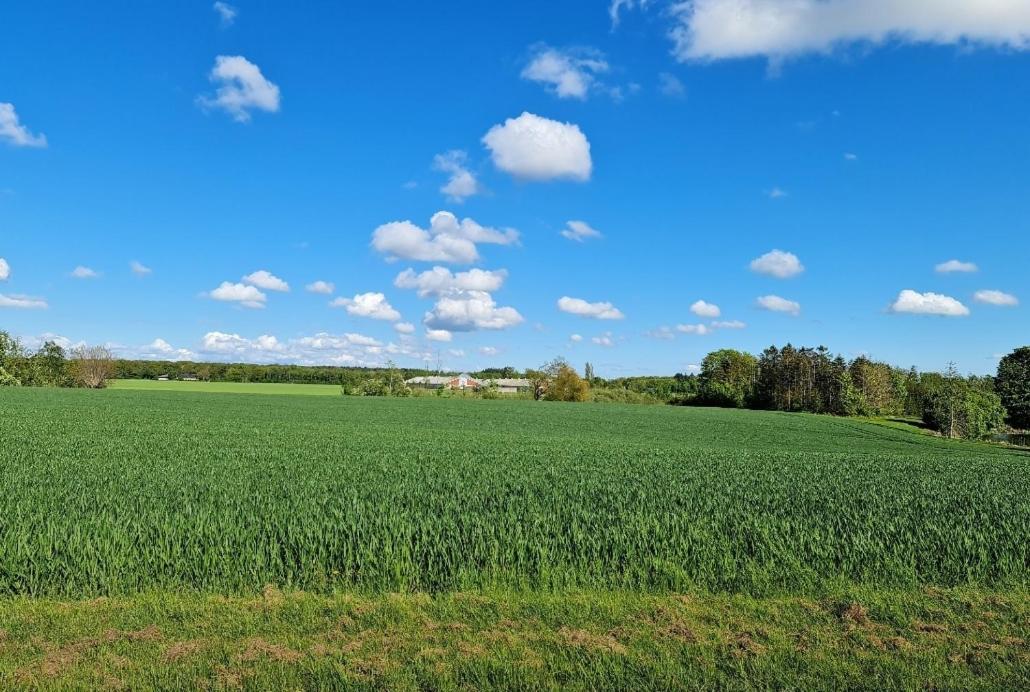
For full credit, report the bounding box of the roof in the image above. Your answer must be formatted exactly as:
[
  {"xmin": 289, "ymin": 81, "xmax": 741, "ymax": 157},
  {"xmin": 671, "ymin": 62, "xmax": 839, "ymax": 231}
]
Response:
[
  {"xmin": 405, "ymin": 376, "xmax": 453, "ymax": 385},
  {"xmin": 486, "ymin": 378, "xmax": 532, "ymax": 387}
]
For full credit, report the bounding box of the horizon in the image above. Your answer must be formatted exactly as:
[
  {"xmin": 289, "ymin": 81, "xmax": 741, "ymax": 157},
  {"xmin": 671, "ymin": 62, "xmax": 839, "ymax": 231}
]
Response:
[{"xmin": 3, "ymin": 2, "xmax": 1028, "ymax": 379}]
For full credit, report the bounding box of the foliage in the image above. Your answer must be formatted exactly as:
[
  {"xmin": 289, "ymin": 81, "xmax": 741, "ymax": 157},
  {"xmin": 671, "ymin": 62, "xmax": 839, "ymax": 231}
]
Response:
[
  {"xmin": 70, "ymin": 345, "xmax": 115, "ymax": 389},
  {"xmin": 541, "ymin": 359, "xmax": 590, "ymax": 402},
  {"xmin": 996, "ymin": 346, "xmax": 1030, "ymax": 430},
  {"xmin": 921, "ymin": 366, "xmax": 1006, "ymax": 440},
  {"xmin": 0, "ymin": 388, "xmax": 1027, "ymax": 596},
  {"xmin": 696, "ymin": 349, "xmax": 759, "ymax": 407}
]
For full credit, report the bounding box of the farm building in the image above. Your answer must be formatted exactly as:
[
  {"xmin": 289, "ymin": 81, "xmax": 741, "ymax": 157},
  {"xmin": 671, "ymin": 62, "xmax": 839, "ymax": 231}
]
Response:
[{"xmin": 405, "ymin": 374, "xmax": 532, "ymax": 394}]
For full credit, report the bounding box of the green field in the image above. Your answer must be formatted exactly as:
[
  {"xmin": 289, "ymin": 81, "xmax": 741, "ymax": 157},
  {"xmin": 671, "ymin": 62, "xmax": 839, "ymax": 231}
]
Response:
[
  {"xmin": 1, "ymin": 386, "xmax": 1027, "ymax": 688},
  {"xmin": 108, "ymin": 378, "xmax": 343, "ymax": 396}
]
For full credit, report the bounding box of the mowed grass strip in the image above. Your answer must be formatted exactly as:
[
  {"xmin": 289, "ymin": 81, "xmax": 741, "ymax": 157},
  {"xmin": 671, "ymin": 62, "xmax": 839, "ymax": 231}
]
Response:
[
  {"xmin": 1, "ymin": 387, "xmax": 1028, "ymax": 596},
  {"xmin": 1, "ymin": 586, "xmax": 1026, "ymax": 690}
]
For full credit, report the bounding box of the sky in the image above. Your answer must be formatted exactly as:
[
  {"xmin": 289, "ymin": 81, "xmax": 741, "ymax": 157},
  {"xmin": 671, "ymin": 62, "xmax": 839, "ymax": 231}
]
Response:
[{"xmin": 1, "ymin": 1, "xmax": 1029, "ymax": 377}]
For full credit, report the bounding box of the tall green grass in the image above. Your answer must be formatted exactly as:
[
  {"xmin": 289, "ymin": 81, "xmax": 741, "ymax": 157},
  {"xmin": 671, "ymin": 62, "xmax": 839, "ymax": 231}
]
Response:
[{"xmin": 1, "ymin": 387, "xmax": 1027, "ymax": 597}]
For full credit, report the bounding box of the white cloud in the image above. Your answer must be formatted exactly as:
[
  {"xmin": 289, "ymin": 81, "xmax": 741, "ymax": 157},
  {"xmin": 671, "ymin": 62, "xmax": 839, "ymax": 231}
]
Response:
[
  {"xmin": 712, "ymin": 320, "xmax": 747, "ymax": 329},
  {"xmin": 394, "ymin": 322, "xmax": 415, "ymax": 334},
  {"xmin": 0, "ymin": 293, "xmax": 47, "ymax": 309},
  {"xmin": 372, "ymin": 211, "xmax": 518, "ymax": 264},
  {"xmin": 935, "ymin": 259, "xmax": 978, "ymax": 273},
  {"xmin": 146, "ymin": 338, "xmax": 196, "ymax": 361},
  {"xmin": 757, "ymin": 295, "xmax": 801, "ymax": 316},
  {"xmin": 570, "ymin": 334, "xmax": 583, "ymax": 343},
  {"xmin": 610, "ymin": 0, "xmax": 651, "ymax": 27},
  {"xmin": 668, "ymin": 0, "xmax": 1030, "ymax": 63},
  {"xmin": 676, "ymin": 323, "xmax": 711, "ymax": 335},
  {"xmin": 433, "ymin": 150, "xmax": 481, "ymax": 202},
  {"xmin": 750, "ymin": 249, "xmax": 804, "ymax": 278},
  {"xmin": 844, "ymin": 152, "xmax": 858, "ymax": 161},
  {"xmin": 0, "ymin": 103, "xmax": 47, "ymax": 148},
  {"xmin": 690, "ymin": 299, "xmax": 720, "ymax": 318},
  {"xmin": 306, "ymin": 280, "xmax": 334, "ymax": 294},
  {"xmin": 592, "ymin": 332, "xmax": 615, "ymax": 347},
  {"xmin": 331, "ymin": 292, "xmax": 401, "ymax": 321},
  {"xmin": 557, "ymin": 296, "xmax": 625, "ymax": 320},
  {"xmin": 213, "ymin": 1, "xmax": 237, "ymax": 26},
  {"xmin": 973, "ymin": 289, "xmax": 1018, "ymax": 307},
  {"xmin": 889, "ymin": 289, "xmax": 969, "ymax": 316},
  {"xmin": 482, "ymin": 112, "xmax": 592, "ymax": 182},
  {"xmin": 560, "ymin": 220, "xmax": 603, "ymax": 242},
  {"xmin": 209, "ymin": 281, "xmax": 267, "ymax": 308},
  {"xmin": 479, "ymin": 346, "xmax": 500, "ymax": 356},
  {"xmin": 394, "ymin": 266, "xmax": 507, "ymax": 297},
  {"xmin": 243, "ymin": 269, "xmax": 290, "ymax": 292},
  {"xmin": 198, "ymin": 55, "xmax": 280, "ymax": 123},
  {"xmin": 426, "ymin": 328, "xmax": 453, "ymax": 342},
  {"xmin": 424, "ymin": 290, "xmax": 523, "ymax": 332},
  {"xmin": 520, "ymin": 45, "xmax": 610, "ymax": 99},
  {"xmin": 447, "ymin": 348, "xmax": 466, "ymax": 358},
  {"xmin": 130, "ymin": 260, "xmax": 152, "ymax": 277},
  {"xmin": 0, "ymin": 257, "xmax": 9, "ymax": 281},
  {"xmin": 71, "ymin": 266, "xmax": 100, "ymax": 279},
  {"xmin": 646, "ymin": 326, "xmax": 677, "ymax": 340},
  {"xmin": 766, "ymin": 186, "xmax": 788, "ymax": 199},
  {"xmin": 658, "ymin": 72, "xmax": 686, "ymax": 97}
]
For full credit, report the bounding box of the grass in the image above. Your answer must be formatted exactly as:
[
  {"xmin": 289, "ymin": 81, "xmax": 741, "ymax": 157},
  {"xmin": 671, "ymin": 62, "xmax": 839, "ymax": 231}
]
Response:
[
  {"xmin": 1, "ymin": 386, "xmax": 1028, "ymax": 688},
  {"xmin": 108, "ymin": 379, "xmax": 343, "ymax": 396},
  {"xmin": 2, "ymin": 586, "xmax": 1027, "ymax": 689}
]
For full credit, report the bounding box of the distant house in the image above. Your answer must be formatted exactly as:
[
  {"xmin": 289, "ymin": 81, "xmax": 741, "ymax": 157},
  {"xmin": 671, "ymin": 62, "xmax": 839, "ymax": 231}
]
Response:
[
  {"xmin": 485, "ymin": 378, "xmax": 533, "ymax": 394},
  {"xmin": 181, "ymin": 374, "xmax": 198, "ymax": 381},
  {"xmin": 405, "ymin": 374, "xmax": 531, "ymax": 394},
  {"xmin": 157, "ymin": 374, "xmax": 170, "ymax": 381}
]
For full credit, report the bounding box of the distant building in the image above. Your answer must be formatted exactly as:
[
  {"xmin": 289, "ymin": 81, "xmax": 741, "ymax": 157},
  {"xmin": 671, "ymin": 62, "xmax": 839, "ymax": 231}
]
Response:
[
  {"xmin": 181, "ymin": 374, "xmax": 198, "ymax": 381},
  {"xmin": 405, "ymin": 374, "xmax": 531, "ymax": 394},
  {"xmin": 157, "ymin": 374, "xmax": 170, "ymax": 381}
]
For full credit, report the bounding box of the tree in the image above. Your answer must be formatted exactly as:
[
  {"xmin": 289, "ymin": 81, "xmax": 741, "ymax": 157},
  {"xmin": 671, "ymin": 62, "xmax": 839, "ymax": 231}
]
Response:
[
  {"xmin": 30, "ymin": 341, "xmax": 69, "ymax": 386},
  {"xmin": 697, "ymin": 349, "xmax": 758, "ymax": 408},
  {"xmin": 921, "ymin": 367, "xmax": 1005, "ymax": 440},
  {"xmin": 0, "ymin": 330, "xmax": 25, "ymax": 385},
  {"xmin": 70, "ymin": 345, "xmax": 115, "ymax": 389},
  {"xmin": 996, "ymin": 347, "xmax": 1030, "ymax": 430},
  {"xmin": 544, "ymin": 363, "xmax": 590, "ymax": 402},
  {"xmin": 584, "ymin": 362, "xmax": 595, "ymax": 383}
]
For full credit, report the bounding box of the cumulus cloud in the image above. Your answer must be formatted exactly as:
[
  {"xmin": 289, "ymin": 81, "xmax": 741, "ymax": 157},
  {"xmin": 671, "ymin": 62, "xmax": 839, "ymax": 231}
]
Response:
[
  {"xmin": 592, "ymin": 332, "xmax": 615, "ymax": 347},
  {"xmin": 145, "ymin": 338, "xmax": 196, "ymax": 361},
  {"xmin": 712, "ymin": 320, "xmax": 747, "ymax": 329},
  {"xmin": 426, "ymin": 328, "xmax": 452, "ymax": 342},
  {"xmin": 394, "ymin": 322, "xmax": 415, "ymax": 334},
  {"xmin": 935, "ymin": 259, "xmax": 978, "ymax": 273},
  {"xmin": 668, "ymin": 0, "xmax": 1030, "ymax": 63},
  {"xmin": 198, "ymin": 55, "xmax": 280, "ymax": 123},
  {"xmin": 560, "ymin": 220, "xmax": 603, "ymax": 242},
  {"xmin": 0, "ymin": 103, "xmax": 47, "ymax": 148},
  {"xmin": 130, "ymin": 260, "xmax": 152, "ymax": 277},
  {"xmin": 757, "ymin": 294, "xmax": 801, "ymax": 316},
  {"xmin": 197, "ymin": 330, "xmax": 413, "ymax": 366},
  {"xmin": 71, "ymin": 266, "xmax": 100, "ymax": 279},
  {"xmin": 423, "ymin": 290, "xmax": 523, "ymax": 332},
  {"xmin": 371, "ymin": 211, "xmax": 518, "ymax": 264},
  {"xmin": 213, "ymin": 1, "xmax": 237, "ymax": 26},
  {"xmin": 520, "ymin": 45, "xmax": 610, "ymax": 99},
  {"xmin": 0, "ymin": 257, "xmax": 9, "ymax": 281},
  {"xmin": 676, "ymin": 323, "xmax": 711, "ymax": 335},
  {"xmin": 750, "ymin": 249, "xmax": 804, "ymax": 278},
  {"xmin": 610, "ymin": 0, "xmax": 652, "ymax": 27},
  {"xmin": 690, "ymin": 299, "xmax": 720, "ymax": 318},
  {"xmin": 433, "ymin": 150, "xmax": 481, "ymax": 202},
  {"xmin": 331, "ymin": 292, "xmax": 401, "ymax": 321},
  {"xmin": 0, "ymin": 293, "xmax": 47, "ymax": 309},
  {"xmin": 570, "ymin": 334, "xmax": 583, "ymax": 343},
  {"xmin": 973, "ymin": 289, "xmax": 1018, "ymax": 307},
  {"xmin": 479, "ymin": 346, "xmax": 500, "ymax": 356},
  {"xmin": 889, "ymin": 289, "xmax": 969, "ymax": 316},
  {"xmin": 557, "ymin": 296, "xmax": 625, "ymax": 320},
  {"xmin": 306, "ymin": 280, "xmax": 334, "ymax": 294},
  {"xmin": 658, "ymin": 72, "xmax": 686, "ymax": 97},
  {"xmin": 482, "ymin": 112, "xmax": 592, "ymax": 182},
  {"xmin": 243, "ymin": 269, "xmax": 289, "ymax": 292},
  {"xmin": 209, "ymin": 281, "xmax": 266, "ymax": 308},
  {"xmin": 394, "ymin": 266, "xmax": 507, "ymax": 297}
]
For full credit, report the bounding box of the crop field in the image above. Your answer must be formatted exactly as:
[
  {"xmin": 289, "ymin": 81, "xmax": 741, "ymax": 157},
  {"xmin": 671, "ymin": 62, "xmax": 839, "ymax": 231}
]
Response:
[
  {"xmin": 108, "ymin": 378, "xmax": 343, "ymax": 396},
  {"xmin": 1, "ymin": 386, "xmax": 1027, "ymax": 688}
]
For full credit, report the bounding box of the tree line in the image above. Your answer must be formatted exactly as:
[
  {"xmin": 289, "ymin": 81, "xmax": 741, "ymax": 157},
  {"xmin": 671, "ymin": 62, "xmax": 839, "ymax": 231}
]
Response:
[{"xmin": 0, "ymin": 332, "xmax": 115, "ymax": 389}]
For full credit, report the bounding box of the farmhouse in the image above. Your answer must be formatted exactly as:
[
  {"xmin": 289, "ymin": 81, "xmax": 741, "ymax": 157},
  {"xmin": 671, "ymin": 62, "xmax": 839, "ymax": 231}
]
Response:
[{"xmin": 405, "ymin": 374, "xmax": 532, "ymax": 394}]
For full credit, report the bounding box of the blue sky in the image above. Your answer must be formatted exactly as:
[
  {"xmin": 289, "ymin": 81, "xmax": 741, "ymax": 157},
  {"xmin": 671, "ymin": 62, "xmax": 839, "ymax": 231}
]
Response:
[{"xmin": 1, "ymin": 1, "xmax": 1028, "ymax": 376}]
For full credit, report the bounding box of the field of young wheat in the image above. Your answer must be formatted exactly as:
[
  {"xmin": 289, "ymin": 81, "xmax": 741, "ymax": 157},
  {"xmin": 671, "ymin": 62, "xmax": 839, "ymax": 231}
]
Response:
[{"xmin": 1, "ymin": 387, "xmax": 1027, "ymax": 597}]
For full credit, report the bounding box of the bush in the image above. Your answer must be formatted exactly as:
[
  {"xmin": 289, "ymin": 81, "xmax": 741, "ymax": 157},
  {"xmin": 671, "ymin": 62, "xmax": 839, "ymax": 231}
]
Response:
[
  {"xmin": 996, "ymin": 347, "xmax": 1030, "ymax": 430},
  {"xmin": 922, "ymin": 374, "xmax": 1005, "ymax": 440}
]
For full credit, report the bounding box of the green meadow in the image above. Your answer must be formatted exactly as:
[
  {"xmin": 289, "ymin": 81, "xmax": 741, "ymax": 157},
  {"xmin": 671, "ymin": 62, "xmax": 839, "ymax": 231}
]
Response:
[{"xmin": 0, "ymin": 386, "xmax": 1027, "ymax": 689}]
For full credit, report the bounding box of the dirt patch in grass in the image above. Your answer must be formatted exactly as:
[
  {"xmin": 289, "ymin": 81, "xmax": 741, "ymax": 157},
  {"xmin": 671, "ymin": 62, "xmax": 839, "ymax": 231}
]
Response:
[
  {"xmin": 238, "ymin": 637, "xmax": 303, "ymax": 664},
  {"xmin": 558, "ymin": 627, "xmax": 627, "ymax": 655},
  {"xmin": 162, "ymin": 639, "xmax": 207, "ymax": 663}
]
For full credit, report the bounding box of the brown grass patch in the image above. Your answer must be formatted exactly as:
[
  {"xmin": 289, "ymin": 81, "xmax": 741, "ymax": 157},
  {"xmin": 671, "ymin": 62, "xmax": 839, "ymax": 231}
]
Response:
[
  {"xmin": 558, "ymin": 627, "xmax": 627, "ymax": 655},
  {"xmin": 103, "ymin": 625, "xmax": 162, "ymax": 643},
  {"xmin": 162, "ymin": 639, "xmax": 206, "ymax": 663},
  {"xmin": 730, "ymin": 631, "xmax": 767, "ymax": 658},
  {"xmin": 913, "ymin": 621, "xmax": 948, "ymax": 634},
  {"xmin": 838, "ymin": 602, "xmax": 869, "ymax": 626},
  {"xmin": 238, "ymin": 637, "xmax": 303, "ymax": 663}
]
